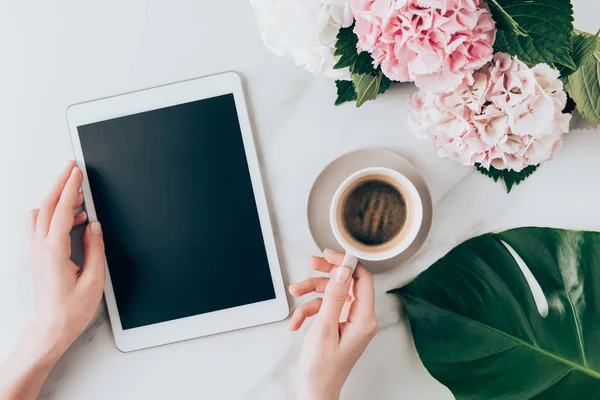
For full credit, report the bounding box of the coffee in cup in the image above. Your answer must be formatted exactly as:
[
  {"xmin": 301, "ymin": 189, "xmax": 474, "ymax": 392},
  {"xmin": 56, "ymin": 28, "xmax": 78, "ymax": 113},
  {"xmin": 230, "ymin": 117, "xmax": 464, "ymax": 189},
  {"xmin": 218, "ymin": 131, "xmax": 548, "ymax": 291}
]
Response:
[{"xmin": 330, "ymin": 167, "xmax": 423, "ymax": 271}]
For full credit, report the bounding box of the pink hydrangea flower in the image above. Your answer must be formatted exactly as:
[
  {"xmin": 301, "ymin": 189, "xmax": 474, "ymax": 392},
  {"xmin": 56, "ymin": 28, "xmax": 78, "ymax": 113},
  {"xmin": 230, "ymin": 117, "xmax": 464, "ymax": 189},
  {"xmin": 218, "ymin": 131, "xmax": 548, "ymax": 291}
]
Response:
[
  {"xmin": 352, "ymin": 0, "xmax": 496, "ymax": 92},
  {"xmin": 408, "ymin": 53, "xmax": 571, "ymax": 172}
]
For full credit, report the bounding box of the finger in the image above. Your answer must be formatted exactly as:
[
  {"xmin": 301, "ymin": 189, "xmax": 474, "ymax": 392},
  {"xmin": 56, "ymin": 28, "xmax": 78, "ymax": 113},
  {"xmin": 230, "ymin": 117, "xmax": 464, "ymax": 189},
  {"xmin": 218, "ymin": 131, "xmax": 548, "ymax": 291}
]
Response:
[
  {"xmin": 36, "ymin": 161, "xmax": 76, "ymax": 236},
  {"xmin": 322, "ymin": 249, "xmax": 345, "ymax": 267},
  {"xmin": 78, "ymin": 221, "xmax": 106, "ymax": 291},
  {"xmin": 317, "ymin": 266, "xmax": 353, "ymax": 328},
  {"xmin": 289, "ymin": 297, "xmax": 323, "ymax": 331},
  {"xmin": 75, "ymin": 192, "xmax": 84, "ymax": 208},
  {"xmin": 309, "ymin": 256, "xmax": 335, "ymax": 273},
  {"xmin": 73, "ymin": 211, "xmax": 88, "ymax": 227},
  {"xmin": 48, "ymin": 167, "xmax": 84, "ymax": 237},
  {"xmin": 347, "ymin": 265, "xmax": 375, "ymax": 323},
  {"xmin": 28, "ymin": 209, "xmax": 40, "ymax": 240},
  {"xmin": 289, "ymin": 277, "xmax": 329, "ymax": 297}
]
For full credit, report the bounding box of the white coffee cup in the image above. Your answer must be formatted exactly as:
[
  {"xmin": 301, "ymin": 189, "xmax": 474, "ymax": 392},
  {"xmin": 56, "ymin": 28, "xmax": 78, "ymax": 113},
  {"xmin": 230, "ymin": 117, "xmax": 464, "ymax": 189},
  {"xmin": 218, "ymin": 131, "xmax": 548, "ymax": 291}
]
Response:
[{"xmin": 330, "ymin": 167, "xmax": 423, "ymax": 271}]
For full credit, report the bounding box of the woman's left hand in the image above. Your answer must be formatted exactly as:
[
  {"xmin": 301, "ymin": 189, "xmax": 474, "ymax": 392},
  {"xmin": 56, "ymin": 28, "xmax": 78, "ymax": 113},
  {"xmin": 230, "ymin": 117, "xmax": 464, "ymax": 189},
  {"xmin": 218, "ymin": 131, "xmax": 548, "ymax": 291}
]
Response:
[
  {"xmin": 27, "ymin": 161, "xmax": 106, "ymax": 359},
  {"xmin": 0, "ymin": 161, "xmax": 106, "ymax": 400}
]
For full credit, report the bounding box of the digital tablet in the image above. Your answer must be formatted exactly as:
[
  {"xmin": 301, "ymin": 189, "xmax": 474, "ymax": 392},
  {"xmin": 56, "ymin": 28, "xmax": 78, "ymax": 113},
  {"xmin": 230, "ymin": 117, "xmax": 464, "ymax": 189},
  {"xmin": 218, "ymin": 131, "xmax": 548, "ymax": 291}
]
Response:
[{"xmin": 67, "ymin": 72, "xmax": 289, "ymax": 352}]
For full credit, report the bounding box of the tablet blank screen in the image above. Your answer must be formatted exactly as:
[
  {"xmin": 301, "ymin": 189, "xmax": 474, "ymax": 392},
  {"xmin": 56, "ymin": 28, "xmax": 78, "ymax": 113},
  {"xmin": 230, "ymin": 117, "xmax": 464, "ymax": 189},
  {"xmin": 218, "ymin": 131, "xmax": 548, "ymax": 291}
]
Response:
[{"xmin": 77, "ymin": 94, "xmax": 276, "ymax": 330}]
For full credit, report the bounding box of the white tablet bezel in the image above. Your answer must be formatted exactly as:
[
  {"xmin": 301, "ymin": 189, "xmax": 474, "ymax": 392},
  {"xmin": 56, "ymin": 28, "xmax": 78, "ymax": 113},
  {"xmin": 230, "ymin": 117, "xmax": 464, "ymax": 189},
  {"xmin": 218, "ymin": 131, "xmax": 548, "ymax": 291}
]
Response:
[{"xmin": 67, "ymin": 72, "xmax": 289, "ymax": 352}]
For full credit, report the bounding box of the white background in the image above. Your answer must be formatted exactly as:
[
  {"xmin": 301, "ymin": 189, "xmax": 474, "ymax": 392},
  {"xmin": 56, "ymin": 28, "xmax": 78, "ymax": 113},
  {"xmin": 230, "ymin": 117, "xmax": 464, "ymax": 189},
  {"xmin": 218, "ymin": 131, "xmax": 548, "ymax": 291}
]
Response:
[{"xmin": 0, "ymin": 1, "xmax": 598, "ymax": 399}]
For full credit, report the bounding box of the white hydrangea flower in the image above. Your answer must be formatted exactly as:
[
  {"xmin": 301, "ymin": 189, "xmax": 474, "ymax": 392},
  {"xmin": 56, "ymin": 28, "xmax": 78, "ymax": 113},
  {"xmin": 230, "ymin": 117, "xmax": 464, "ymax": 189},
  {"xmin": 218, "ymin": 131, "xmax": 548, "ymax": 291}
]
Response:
[{"xmin": 250, "ymin": 0, "xmax": 353, "ymax": 79}]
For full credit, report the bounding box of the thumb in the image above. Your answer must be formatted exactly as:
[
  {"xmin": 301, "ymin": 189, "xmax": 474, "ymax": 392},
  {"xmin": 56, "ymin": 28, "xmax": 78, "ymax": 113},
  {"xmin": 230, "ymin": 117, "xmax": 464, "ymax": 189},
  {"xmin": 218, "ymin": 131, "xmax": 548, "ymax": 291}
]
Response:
[
  {"xmin": 317, "ymin": 266, "xmax": 353, "ymax": 327},
  {"xmin": 79, "ymin": 221, "xmax": 106, "ymax": 290}
]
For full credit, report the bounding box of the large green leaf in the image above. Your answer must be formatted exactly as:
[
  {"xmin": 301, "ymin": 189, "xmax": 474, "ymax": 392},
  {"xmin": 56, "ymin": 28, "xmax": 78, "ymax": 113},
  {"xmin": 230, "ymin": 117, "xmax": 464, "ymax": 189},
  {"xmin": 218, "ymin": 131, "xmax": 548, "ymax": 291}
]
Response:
[
  {"xmin": 492, "ymin": 0, "xmax": 575, "ymax": 70},
  {"xmin": 390, "ymin": 227, "xmax": 600, "ymax": 399},
  {"xmin": 565, "ymin": 32, "xmax": 600, "ymax": 124},
  {"xmin": 484, "ymin": 0, "xmax": 526, "ymax": 36}
]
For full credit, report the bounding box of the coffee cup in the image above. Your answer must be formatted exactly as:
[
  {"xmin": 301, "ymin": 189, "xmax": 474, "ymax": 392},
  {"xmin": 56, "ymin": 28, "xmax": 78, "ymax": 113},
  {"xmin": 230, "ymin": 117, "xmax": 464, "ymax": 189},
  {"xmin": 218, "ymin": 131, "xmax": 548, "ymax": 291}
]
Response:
[{"xmin": 329, "ymin": 167, "xmax": 423, "ymax": 271}]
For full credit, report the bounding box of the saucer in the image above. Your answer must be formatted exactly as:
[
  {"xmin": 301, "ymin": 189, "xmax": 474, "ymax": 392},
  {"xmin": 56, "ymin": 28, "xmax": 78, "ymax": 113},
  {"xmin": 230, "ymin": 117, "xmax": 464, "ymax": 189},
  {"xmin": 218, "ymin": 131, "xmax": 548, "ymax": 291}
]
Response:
[{"xmin": 306, "ymin": 149, "xmax": 433, "ymax": 274}]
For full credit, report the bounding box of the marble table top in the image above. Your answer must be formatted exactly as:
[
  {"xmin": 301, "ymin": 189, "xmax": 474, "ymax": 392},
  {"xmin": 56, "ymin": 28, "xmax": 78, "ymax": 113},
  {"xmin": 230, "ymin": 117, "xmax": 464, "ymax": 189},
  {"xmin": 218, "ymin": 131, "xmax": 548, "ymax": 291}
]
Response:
[{"xmin": 0, "ymin": 1, "xmax": 598, "ymax": 399}]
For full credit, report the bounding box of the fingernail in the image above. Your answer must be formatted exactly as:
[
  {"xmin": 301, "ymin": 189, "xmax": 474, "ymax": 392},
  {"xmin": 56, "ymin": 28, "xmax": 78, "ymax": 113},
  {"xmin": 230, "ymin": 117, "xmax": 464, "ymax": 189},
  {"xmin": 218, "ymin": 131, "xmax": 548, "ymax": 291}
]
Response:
[
  {"xmin": 90, "ymin": 221, "xmax": 102, "ymax": 235},
  {"xmin": 335, "ymin": 266, "xmax": 352, "ymax": 283}
]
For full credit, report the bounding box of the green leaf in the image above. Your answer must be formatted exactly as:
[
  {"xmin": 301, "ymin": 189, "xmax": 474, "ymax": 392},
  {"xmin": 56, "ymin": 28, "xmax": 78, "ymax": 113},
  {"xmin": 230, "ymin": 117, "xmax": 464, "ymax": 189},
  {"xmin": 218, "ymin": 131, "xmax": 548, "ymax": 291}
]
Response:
[
  {"xmin": 352, "ymin": 73, "xmax": 381, "ymax": 107},
  {"xmin": 565, "ymin": 31, "xmax": 600, "ymax": 123},
  {"xmin": 484, "ymin": 0, "xmax": 526, "ymax": 36},
  {"xmin": 334, "ymin": 80, "xmax": 357, "ymax": 106},
  {"xmin": 334, "ymin": 71, "xmax": 390, "ymax": 106},
  {"xmin": 475, "ymin": 164, "xmax": 538, "ymax": 193},
  {"xmin": 560, "ymin": 30, "xmax": 600, "ymax": 78},
  {"xmin": 334, "ymin": 24, "xmax": 378, "ymax": 75},
  {"xmin": 390, "ymin": 227, "xmax": 600, "ymax": 399},
  {"xmin": 379, "ymin": 75, "xmax": 392, "ymax": 95},
  {"xmin": 333, "ymin": 25, "xmax": 359, "ymax": 70},
  {"xmin": 571, "ymin": 30, "xmax": 600, "ymax": 69},
  {"xmin": 351, "ymin": 51, "xmax": 377, "ymax": 75},
  {"xmin": 332, "ymin": 24, "xmax": 395, "ymax": 106},
  {"xmin": 492, "ymin": 0, "xmax": 575, "ymax": 70}
]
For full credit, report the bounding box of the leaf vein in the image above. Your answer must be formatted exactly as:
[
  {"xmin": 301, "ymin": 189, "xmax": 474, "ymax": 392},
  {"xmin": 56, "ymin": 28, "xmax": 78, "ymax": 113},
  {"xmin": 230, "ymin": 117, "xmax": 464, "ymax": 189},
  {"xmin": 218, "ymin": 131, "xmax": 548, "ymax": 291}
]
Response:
[{"xmin": 529, "ymin": 368, "xmax": 573, "ymax": 398}]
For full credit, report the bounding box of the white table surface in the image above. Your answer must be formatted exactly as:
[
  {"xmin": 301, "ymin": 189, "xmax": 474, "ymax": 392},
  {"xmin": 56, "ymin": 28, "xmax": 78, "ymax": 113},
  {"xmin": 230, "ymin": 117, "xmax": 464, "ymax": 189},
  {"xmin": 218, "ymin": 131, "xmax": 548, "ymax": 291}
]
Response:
[{"xmin": 0, "ymin": 1, "xmax": 598, "ymax": 399}]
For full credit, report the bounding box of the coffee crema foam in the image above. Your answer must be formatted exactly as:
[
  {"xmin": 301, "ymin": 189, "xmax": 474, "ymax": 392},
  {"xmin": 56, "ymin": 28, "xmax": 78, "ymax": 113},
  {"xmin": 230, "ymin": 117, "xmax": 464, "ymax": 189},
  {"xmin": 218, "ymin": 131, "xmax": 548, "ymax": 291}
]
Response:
[{"xmin": 341, "ymin": 177, "xmax": 407, "ymax": 248}]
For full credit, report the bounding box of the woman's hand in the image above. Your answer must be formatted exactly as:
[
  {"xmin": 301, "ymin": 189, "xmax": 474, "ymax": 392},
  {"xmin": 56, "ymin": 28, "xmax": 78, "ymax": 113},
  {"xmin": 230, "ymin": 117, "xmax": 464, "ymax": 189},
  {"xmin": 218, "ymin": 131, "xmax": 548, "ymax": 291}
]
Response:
[
  {"xmin": 0, "ymin": 161, "xmax": 106, "ymax": 400},
  {"xmin": 289, "ymin": 249, "xmax": 378, "ymax": 400},
  {"xmin": 27, "ymin": 161, "xmax": 106, "ymax": 358}
]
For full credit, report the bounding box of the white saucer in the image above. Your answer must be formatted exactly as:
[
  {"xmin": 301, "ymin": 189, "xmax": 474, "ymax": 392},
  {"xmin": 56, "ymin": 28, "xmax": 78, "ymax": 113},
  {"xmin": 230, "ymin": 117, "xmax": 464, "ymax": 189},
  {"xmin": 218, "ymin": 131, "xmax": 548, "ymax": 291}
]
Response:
[{"xmin": 306, "ymin": 149, "xmax": 433, "ymax": 274}]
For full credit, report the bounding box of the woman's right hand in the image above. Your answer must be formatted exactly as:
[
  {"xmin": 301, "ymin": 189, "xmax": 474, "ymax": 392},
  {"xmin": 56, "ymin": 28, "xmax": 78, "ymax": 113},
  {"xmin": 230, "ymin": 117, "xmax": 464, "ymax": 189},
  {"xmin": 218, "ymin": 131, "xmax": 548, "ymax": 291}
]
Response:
[{"xmin": 289, "ymin": 249, "xmax": 378, "ymax": 400}]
